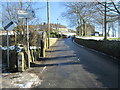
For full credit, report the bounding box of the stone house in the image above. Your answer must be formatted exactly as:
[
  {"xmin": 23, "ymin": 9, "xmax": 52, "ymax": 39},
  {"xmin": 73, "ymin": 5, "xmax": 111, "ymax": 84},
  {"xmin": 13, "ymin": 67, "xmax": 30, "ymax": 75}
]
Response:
[{"xmin": 76, "ymin": 24, "xmax": 95, "ymax": 36}]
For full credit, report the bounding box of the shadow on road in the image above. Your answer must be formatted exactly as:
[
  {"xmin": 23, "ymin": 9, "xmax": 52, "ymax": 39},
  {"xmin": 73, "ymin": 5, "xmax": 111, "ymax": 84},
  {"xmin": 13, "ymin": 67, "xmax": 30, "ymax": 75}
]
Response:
[
  {"xmin": 64, "ymin": 38, "xmax": 119, "ymax": 88},
  {"xmin": 37, "ymin": 55, "xmax": 76, "ymax": 61},
  {"xmin": 31, "ymin": 61, "xmax": 81, "ymax": 67},
  {"xmin": 30, "ymin": 38, "xmax": 119, "ymax": 88},
  {"xmin": 46, "ymin": 49, "xmax": 69, "ymax": 52}
]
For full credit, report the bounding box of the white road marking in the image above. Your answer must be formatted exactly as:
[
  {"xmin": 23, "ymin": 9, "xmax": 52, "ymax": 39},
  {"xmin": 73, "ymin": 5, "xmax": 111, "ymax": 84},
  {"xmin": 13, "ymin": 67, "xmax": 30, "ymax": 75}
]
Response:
[{"xmin": 40, "ymin": 66, "xmax": 47, "ymax": 74}]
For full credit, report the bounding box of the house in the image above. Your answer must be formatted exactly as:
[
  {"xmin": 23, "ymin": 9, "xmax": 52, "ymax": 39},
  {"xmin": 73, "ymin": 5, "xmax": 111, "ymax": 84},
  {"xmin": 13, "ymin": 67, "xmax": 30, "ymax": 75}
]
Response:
[
  {"xmin": 0, "ymin": 29, "xmax": 15, "ymax": 36},
  {"xmin": 51, "ymin": 24, "xmax": 76, "ymax": 36},
  {"xmin": 51, "ymin": 24, "xmax": 68, "ymax": 33},
  {"xmin": 76, "ymin": 24, "xmax": 95, "ymax": 36}
]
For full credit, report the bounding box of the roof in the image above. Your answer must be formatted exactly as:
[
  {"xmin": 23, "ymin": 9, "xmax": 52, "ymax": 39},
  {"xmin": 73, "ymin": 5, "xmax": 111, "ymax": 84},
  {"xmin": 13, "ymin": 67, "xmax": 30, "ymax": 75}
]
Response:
[{"xmin": 51, "ymin": 24, "xmax": 67, "ymax": 28}]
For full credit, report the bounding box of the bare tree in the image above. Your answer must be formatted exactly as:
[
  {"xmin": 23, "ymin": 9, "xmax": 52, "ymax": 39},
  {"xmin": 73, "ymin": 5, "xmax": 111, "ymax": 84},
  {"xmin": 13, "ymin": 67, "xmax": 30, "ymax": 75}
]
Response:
[
  {"xmin": 62, "ymin": 1, "xmax": 120, "ymax": 39},
  {"xmin": 62, "ymin": 2, "xmax": 103, "ymax": 36},
  {"xmin": 1, "ymin": 1, "xmax": 44, "ymax": 46},
  {"xmin": 96, "ymin": 1, "xmax": 120, "ymax": 39}
]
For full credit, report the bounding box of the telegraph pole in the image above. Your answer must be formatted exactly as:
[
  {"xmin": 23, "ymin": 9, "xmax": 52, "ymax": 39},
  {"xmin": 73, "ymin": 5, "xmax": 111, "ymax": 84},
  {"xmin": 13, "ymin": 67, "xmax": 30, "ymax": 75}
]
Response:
[{"xmin": 47, "ymin": 0, "xmax": 50, "ymax": 48}]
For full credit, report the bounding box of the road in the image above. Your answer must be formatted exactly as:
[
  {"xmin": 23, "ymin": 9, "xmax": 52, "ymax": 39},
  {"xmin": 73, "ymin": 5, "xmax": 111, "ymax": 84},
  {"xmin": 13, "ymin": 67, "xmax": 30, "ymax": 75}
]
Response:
[{"xmin": 31, "ymin": 38, "xmax": 119, "ymax": 88}]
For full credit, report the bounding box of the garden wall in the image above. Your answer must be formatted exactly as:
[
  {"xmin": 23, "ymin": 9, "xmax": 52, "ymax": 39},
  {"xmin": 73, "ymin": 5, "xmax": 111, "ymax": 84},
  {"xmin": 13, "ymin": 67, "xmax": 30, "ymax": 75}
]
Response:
[
  {"xmin": 49, "ymin": 38, "xmax": 58, "ymax": 47},
  {"xmin": 74, "ymin": 38, "xmax": 120, "ymax": 60}
]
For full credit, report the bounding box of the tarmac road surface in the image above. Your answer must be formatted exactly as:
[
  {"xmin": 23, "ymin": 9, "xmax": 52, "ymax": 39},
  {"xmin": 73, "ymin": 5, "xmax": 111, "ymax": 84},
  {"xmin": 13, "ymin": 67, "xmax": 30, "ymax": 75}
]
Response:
[{"xmin": 31, "ymin": 38, "xmax": 119, "ymax": 88}]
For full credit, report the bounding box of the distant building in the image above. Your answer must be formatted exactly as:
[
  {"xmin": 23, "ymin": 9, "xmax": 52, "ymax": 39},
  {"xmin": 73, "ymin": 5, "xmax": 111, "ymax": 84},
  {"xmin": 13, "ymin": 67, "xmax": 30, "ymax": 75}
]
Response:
[
  {"xmin": 0, "ymin": 29, "xmax": 15, "ymax": 36},
  {"xmin": 51, "ymin": 24, "xmax": 76, "ymax": 36},
  {"xmin": 35, "ymin": 24, "xmax": 69, "ymax": 33},
  {"xmin": 68, "ymin": 29, "xmax": 76, "ymax": 33},
  {"xmin": 76, "ymin": 24, "xmax": 95, "ymax": 36},
  {"xmin": 51, "ymin": 24, "xmax": 68, "ymax": 33}
]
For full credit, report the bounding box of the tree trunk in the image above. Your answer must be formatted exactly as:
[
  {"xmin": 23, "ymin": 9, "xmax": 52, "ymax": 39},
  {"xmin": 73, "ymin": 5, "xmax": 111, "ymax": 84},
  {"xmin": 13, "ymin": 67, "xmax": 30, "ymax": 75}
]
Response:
[
  {"xmin": 83, "ymin": 19, "xmax": 86, "ymax": 36},
  {"xmin": 104, "ymin": 2, "xmax": 107, "ymax": 40}
]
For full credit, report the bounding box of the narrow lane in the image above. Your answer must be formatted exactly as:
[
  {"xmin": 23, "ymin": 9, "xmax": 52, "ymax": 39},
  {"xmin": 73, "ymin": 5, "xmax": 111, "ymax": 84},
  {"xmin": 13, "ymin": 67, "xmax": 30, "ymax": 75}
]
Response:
[{"xmin": 33, "ymin": 38, "xmax": 119, "ymax": 88}]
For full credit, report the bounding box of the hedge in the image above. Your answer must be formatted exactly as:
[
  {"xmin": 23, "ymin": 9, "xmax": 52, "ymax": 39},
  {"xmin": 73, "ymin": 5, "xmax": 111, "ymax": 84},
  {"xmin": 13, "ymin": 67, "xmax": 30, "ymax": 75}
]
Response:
[{"xmin": 74, "ymin": 38, "xmax": 120, "ymax": 60}]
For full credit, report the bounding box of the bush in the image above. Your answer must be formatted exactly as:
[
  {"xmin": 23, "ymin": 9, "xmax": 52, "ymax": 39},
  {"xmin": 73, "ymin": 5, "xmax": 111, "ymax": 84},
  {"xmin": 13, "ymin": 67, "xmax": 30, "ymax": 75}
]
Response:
[{"xmin": 50, "ymin": 32, "xmax": 58, "ymax": 38}]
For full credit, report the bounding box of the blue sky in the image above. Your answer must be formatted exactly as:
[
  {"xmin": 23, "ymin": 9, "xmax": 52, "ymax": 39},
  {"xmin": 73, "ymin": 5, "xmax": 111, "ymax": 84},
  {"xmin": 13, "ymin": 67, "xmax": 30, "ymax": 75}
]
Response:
[
  {"xmin": 34, "ymin": 2, "xmax": 73, "ymax": 29},
  {"xmin": 1, "ymin": 1, "xmax": 119, "ymax": 36},
  {"xmin": 33, "ymin": 2, "xmax": 69, "ymax": 27},
  {"xmin": 0, "ymin": 2, "xmax": 75, "ymax": 30}
]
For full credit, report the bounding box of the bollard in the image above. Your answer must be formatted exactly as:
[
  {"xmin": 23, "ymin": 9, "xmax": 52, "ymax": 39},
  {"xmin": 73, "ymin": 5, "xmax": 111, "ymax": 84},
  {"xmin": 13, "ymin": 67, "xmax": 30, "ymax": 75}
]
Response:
[
  {"xmin": 30, "ymin": 50, "xmax": 35, "ymax": 62},
  {"xmin": 18, "ymin": 52, "xmax": 25, "ymax": 72},
  {"xmin": 40, "ymin": 40, "xmax": 45, "ymax": 57}
]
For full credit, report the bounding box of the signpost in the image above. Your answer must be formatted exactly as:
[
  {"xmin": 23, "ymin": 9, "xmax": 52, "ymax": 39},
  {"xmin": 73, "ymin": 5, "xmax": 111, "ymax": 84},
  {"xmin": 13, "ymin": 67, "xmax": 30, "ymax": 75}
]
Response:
[
  {"xmin": 17, "ymin": 10, "xmax": 35, "ymax": 68},
  {"xmin": 4, "ymin": 21, "xmax": 13, "ymax": 30},
  {"xmin": 2, "ymin": 21, "xmax": 14, "ymax": 68},
  {"xmin": 18, "ymin": 10, "xmax": 35, "ymax": 19}
]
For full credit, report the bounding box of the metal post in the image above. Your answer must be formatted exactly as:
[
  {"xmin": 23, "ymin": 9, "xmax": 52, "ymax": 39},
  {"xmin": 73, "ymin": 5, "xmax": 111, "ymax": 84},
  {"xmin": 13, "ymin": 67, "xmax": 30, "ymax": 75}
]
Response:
[
  {"xmin": 26, "ymin": 18, "xmax": 30, "ymax": 68},
  {"xmin": 47, "ymin": 0, "xmax": 50, "ymax": 48},
  {"xmin": 6, "ymin": 30, "xmax": 9, "ymax": 68}
]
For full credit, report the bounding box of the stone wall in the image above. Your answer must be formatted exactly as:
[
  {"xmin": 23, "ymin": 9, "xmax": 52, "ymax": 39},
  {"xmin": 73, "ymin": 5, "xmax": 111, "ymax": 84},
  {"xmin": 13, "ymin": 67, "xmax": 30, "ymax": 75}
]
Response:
[{"xmin": 49, "ymin": 38, "xmax": 58, "ymax": 47}]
